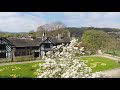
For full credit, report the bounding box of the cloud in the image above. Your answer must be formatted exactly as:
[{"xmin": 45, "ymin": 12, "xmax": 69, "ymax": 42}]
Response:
[
  {"xmin": 63, "ymin": 12, "xmax": 120, "ymax": 28},
  {"xmin": 0, "ymin": 12, "xmax": 46, "ymax": 32},
  {"xmin": 0, "ymin": 12, "xmax": 18, "ymax": 17},
  {"xmin": 0, "ymin": 12, "xmax": 120, "ymax": 32}
]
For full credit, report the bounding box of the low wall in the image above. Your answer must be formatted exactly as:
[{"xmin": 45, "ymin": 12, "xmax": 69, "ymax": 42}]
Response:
[
  {"xmin": 0, "ymin": 58, "xmax": 12, "ymax": 63},
  {"xmin": 13, "ymin": 56, "xmax": 34, "ymax": 62},
  {"xmin": 0, "ymin": 55, "xmax": 35, "ymax": 63}
]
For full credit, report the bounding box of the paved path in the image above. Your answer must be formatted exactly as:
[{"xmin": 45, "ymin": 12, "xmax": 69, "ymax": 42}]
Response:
[
  {"xmin": 81, "ymin": 54, "xmax": 120, "ymax": 61},
  {"xmin": 102, "ymin": 67, "xmax": 120, "ymax": 78},
  {"xmin": 0, "ymin": 60, "xmax": 44, "ymax": 66},
  {"xmin": 93, "ymin": 54, "xmax": 120, "ymax": 61},
  {"xmin": 98, "ymin": 54, "xmax": 120, "ymax": 78}
]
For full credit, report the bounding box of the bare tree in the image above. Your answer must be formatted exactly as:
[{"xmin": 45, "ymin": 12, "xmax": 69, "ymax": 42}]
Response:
[
  {"xmin": 50, "ymin": 21, "xmax": 66, "ymax": 30},
  {"xmin": 36, "ymin": 21, "xmax": 67, "ymax": 37},
  {"xmin": 37, "ymin": 21, "xmax": 66, "ymax": 31}
]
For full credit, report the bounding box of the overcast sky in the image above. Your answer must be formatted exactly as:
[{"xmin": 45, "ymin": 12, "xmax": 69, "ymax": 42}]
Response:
[{"xmin": 0, "ymin": 12, "xmax": 120, "ymax": 32}]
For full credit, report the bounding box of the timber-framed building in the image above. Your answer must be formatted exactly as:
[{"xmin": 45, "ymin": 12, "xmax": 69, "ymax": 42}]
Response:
[{"xmin": 0, "ymin": 34, "xmax": 71, "ymax": 60}]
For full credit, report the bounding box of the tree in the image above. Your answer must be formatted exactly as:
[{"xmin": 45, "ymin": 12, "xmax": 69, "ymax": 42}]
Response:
[
  {"xmin": 14, "ymin": 33, "xmax": 21, "ymax": 38},
  {"xmin": 48, "ymin": 28, "xmax": 70, "ymax": 37},
  {"xmin": 29, "ymin": 30, "xmax": 36, "ymax": 39},
  {"xmin": 36, "ymin": 21, "xmax": 66, "ymax": 37},
  {"xmin": 36, "ymin": 25, "xmax": 48, "ymax": 37},
  {"xmin": 3, "ymin": 33, "xmax": 14, "ymax": 38},
  {"xmin": 36, "ymin": 39, "xmax": 105, "ymax": 78},
  {"xmin": 106, "ymin": 37, "xmax": 120, "ymax": 55},
  {"xmin": 81, "ymin": 30, "xmax": 110, "ymax": 53},
  {"xmin": 50, "ymin": 21, "xmax": 66, "ymax": 30},
  {"xmin": 0, "ymin": 32, "xmax": 4, "ymax": 37}
]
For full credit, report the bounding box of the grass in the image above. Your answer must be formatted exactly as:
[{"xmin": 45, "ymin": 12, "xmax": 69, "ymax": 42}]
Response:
[
  {"xmin": 104, "ymin": 50, "xmax": 120, "ymax": 57},
  {"xmin": 0, "ymin": 62, "xmax": 43, "ymax": 78},
  {"xmin": 80, "ymin": 56, "xmax": 120, "ymax": 72},
  {"xmin": 0, "ymin": 56, "xmax": 120, "ymax": 78}
]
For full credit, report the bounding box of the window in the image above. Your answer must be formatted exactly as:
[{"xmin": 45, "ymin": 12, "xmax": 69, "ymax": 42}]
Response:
[
  {"xmin": 0, "ymin": 44, "xmax": 6, "ymax": 50},
  {"xmin": 44, "ymin": 43, "xmax": 50, "ymax": 48},
  {"xmin": 0, "ymin": 53, "xmax": 6, "ymax": 58}
]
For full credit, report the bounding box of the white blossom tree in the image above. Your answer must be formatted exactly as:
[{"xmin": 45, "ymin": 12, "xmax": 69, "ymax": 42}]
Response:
[{"xmin": 36, "ymin": 39, "xmax": 105, "ymax": 78}]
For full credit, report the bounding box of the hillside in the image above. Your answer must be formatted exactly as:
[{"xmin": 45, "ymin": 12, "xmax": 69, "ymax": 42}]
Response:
[
  {"xmin": 1, "ymin": 27, "xmax": 120, "ymax": 38},
  {"xmin": 67, "ymin": 27, "xmax": 120, "ymax": 37}
]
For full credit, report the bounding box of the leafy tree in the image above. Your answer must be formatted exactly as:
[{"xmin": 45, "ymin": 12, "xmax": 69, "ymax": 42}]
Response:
[
  {"xmin": 3, "ymin": 33, "xmax": 14, "ymax": 38},
  {"xmin": 0, "ymin": 32, "xmax": 4, "ymax": 37},
  {"xmin": 29, "ymin": 30, "xmax": 36, "ymax": 39},
  {"xmin": 15, "ymin": 34, "xmax": 21, "ymax": 38},
  {"xmin": 81, "ymin": 30, "xmax": 110, "ymax": 52},
  {"xmin": 106, "ymin": 37, "xmax": 120, "ymax": 55}
]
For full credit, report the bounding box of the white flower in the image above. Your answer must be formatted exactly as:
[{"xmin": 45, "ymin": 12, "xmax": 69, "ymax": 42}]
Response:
[{"xmin": 36, "ymin": 39, "xmax": 105, "ymax": 78}]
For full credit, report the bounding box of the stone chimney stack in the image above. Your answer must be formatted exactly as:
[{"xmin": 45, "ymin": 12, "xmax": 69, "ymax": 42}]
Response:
[
  {"xmin": 42, "ymin": 32, "xmax": 47, "ymax": 38},
  {"xmin": 68, "ymin": 31, "xmax": 70, "ymax": 37},
  {"xmin": 42, "ymin": 32, "xmax": 45, "ymax": 37},
  {"xmin": 57, "ymin": 34, "xmax": 61, "ymax": 39}
]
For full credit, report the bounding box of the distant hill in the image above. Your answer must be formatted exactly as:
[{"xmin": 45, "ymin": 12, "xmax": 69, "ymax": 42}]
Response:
[
  {"xmin": 1, "ymin": 27, "xmax": 120, "ymax": 38},
  {"xmin": 66, "ymin": 27, "xmax": 120, "ymax": 37}
]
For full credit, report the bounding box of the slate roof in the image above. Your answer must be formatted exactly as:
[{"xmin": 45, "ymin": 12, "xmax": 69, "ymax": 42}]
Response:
[
  {"xmin": 8, "ymin": 38, "xmax": 37, "ymax": 47},
  {"xmin": 7, "ymin": 37, "xmax": 71, "ymax": 47}
]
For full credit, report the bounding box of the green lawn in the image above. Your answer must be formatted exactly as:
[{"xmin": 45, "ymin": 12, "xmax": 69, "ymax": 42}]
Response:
[
  {"xmin": 0, "ymin": 62, "xmax": 42, "ymax": 78},
  {"xmin": 104, "ymin": 50, "xmax": 120, "ymax": 57},
  {"xmin": 0, "ymin": 56, "xmax": 120, "ymax": 78},
  {"xmin": 80, "ymin": 56, "xmax": 120, "ymax": 72}
]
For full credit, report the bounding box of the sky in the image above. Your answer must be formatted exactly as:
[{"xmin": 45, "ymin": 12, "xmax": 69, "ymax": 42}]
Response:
[{"xmin": 0, "ymin": 12, "xmax": 120, "ymax": 32}]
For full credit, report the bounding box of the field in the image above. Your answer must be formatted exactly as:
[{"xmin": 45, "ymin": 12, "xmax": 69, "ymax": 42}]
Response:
[
  {"xmin": 80, "ymin": 56, "xmax": 120, "ymax": 72},
  {"xmin": 0, "ymin": 56, "xmax": 120, "ymax": 78}
]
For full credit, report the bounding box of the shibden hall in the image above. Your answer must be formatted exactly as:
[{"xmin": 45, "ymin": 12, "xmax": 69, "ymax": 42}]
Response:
[{"xmin": 0, "ymin": 35, "xmax": 70, "ymax": 60}]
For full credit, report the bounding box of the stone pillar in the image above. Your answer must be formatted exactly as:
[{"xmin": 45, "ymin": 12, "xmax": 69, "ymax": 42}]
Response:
[
  {"xmin": 97, "ymin": 50, "xmax": 103, "ymax": 54},
  {"xmin": 11, "ymin": 47, "xmax": 16, "ymax": 62}
]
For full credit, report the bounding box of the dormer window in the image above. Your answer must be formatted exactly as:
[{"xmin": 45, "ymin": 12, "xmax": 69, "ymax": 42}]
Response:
[{"xmin": 44, "ymin": 43, "xmax": 50, "ymax": 48}]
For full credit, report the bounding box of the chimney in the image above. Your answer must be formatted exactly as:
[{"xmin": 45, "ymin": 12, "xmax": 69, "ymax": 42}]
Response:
[
  {"xmin": 57, "ymin": 34, "xmax": 61, "ymax": 39},
  {"xmin": 42, "ymin": 33, "xmax": 45, "ymax": 37},
  {"xmin": 68, "ymin": 31, "xmax": 70, "ymax": 37},
  {"xmin": 42, "ymin": 32, "xmax": 46, "ymax": 38}
]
